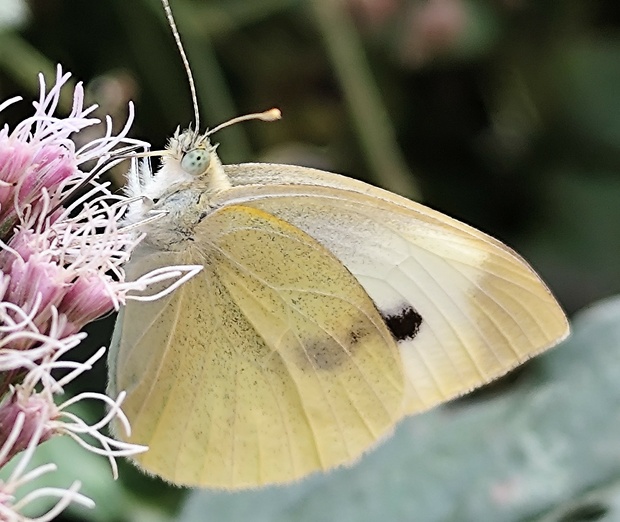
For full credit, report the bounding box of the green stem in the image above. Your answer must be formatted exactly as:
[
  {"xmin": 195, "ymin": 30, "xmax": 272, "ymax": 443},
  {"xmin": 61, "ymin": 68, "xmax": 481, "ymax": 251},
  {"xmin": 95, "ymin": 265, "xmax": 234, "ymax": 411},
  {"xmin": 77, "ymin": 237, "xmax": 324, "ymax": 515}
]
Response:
[{"xmin": 308, "ymin": 0, "xmax": 421, "ymax": 200}]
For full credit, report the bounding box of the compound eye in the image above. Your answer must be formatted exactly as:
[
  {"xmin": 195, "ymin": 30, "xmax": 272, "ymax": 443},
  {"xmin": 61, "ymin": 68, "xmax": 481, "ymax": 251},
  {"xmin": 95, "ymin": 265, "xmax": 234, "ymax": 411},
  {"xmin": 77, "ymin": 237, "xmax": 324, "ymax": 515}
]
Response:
[{"xmin": 181, "ymin": 148, "xmax": 210, "ymax": 176}]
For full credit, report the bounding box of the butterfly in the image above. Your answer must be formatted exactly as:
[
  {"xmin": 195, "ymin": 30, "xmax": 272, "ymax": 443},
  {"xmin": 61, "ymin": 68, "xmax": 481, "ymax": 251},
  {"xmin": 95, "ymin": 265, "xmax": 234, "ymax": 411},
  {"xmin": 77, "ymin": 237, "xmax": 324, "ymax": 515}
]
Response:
[{"xmin": 107, "ymin": 0, "xmax": 569, "ymax": 491}]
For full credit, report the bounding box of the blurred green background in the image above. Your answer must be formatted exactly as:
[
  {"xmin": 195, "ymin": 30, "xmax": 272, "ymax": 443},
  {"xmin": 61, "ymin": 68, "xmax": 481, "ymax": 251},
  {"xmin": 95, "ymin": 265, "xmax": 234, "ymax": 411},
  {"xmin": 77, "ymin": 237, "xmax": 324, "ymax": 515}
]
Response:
[{"xmin": 1, "ymin": 0, "xmax": 620, "ymax": 521}]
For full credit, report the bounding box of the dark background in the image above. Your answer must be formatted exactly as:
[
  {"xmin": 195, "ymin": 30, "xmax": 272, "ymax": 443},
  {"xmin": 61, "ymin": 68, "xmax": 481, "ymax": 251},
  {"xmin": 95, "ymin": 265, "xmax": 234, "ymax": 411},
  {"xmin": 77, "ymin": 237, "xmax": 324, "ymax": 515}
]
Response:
[{"xmin": 1, "ymin": 1, "xmax": 620, "ymax": 520}]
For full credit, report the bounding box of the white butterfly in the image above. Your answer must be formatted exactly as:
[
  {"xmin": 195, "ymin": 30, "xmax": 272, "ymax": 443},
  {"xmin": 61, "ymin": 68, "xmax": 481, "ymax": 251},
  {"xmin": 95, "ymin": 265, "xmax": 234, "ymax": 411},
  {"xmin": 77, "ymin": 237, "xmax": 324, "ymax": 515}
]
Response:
[
  {"xmin": 108, "ymin": 119, "xmax": 568, "ymax": 489},
  {"xmin": 107, "ymin": 0, "xmax": 569, "ymax": 490}
]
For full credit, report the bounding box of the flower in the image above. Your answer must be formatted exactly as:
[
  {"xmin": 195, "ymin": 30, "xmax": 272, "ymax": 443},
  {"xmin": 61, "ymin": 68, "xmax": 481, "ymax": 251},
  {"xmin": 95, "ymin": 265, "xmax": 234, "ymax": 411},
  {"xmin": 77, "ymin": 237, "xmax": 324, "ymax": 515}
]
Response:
[
  {"xmin": 0, "ymin": 65, "xmax": 200, "ymax": 520},
  {"xmin": 0, "ymin": 405, "xmax": 94, "ymax": 522}
]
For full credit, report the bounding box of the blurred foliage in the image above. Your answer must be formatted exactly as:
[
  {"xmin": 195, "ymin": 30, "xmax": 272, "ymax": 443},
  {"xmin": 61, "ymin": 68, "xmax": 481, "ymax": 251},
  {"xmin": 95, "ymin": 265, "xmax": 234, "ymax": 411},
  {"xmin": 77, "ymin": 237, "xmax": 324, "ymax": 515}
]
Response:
[{"xmin": 0, "ymin": 0, "xmax": 619, "ymax": 521}]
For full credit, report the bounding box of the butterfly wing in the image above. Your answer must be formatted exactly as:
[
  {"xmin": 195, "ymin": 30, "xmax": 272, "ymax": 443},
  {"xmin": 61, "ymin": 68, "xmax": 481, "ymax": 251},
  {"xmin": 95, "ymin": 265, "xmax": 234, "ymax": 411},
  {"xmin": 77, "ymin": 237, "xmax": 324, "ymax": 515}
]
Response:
[
  {"xmin": 216, "ymin": 163, "xmax": 570, "ymax": 414},
  {"xmin": 110, "ymin": 205, "xmax": 406, "ymax": 488}
]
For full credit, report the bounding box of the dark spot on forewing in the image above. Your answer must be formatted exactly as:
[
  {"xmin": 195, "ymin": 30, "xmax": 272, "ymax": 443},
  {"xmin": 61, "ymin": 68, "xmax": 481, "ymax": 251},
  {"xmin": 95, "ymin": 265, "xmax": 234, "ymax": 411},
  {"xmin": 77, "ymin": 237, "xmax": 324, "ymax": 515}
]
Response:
[
  {"xmin": 302, "ymin": 337, "xmax": 348, "ymax": 370},
  {"xmin": 381, "ymin": 305, "xmax": 423, "ymax": 342}
]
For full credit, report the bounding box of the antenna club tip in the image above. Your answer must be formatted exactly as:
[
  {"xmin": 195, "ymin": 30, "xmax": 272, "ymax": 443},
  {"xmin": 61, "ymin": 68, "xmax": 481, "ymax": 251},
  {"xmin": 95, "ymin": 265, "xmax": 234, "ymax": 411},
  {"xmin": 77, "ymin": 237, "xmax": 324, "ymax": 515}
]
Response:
[
  {"xmin": 207, "ymin": 108, "xmax": 283, "ymax": 136},
  {"xmin": 263, "ymin": 108, "xmax": 282, "ymax": 121}
]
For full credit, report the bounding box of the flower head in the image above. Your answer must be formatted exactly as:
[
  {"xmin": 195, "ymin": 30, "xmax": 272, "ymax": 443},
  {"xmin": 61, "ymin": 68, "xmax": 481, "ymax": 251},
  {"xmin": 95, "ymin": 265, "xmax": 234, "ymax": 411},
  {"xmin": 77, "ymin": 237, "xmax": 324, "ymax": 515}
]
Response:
[
  {"xmin": 0, "ymin": 68, "xmax": 138, "ymax": 371},
  {"xmin": 0, "ymin": 65, "xmax": 192, "ymax": 520}
]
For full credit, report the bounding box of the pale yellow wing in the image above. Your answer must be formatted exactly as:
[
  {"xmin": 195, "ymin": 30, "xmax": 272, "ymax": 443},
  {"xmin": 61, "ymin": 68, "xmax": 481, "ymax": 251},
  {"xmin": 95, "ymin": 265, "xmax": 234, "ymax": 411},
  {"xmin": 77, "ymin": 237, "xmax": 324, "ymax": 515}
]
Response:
[
  {"xmin": 216, "ymin": 163, "xmax": 570, "ymax": 414},
  {"xmin": 109, "ymin": 205, "xmax": 405, "ymax": 489}
]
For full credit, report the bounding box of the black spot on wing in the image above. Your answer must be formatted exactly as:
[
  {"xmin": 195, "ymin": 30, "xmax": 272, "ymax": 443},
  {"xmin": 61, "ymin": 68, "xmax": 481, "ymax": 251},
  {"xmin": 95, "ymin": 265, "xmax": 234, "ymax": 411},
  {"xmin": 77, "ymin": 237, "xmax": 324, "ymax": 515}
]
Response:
[{"xmin": 381, "ymin": 306, "xmax": 423, "ymax": 342}]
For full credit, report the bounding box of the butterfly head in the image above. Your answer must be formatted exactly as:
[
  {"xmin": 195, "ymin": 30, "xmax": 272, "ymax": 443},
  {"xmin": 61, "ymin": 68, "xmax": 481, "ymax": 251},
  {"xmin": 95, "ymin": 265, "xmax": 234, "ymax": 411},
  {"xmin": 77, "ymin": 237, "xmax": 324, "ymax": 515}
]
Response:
[
  {"xmin": 168, "ymin": 127, "xmax": 217, "ymax": 178},
  {"xmin": 161, "ymin": 108, "xmax": 281, "ymax": 186}
]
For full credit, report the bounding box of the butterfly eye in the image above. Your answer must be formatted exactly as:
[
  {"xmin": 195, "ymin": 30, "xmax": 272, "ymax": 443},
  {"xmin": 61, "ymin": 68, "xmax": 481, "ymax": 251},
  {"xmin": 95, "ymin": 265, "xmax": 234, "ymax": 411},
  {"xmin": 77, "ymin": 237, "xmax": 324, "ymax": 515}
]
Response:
[{"xmin": 181, "ymin": 148, "xmax": 211, "ymax": 176}]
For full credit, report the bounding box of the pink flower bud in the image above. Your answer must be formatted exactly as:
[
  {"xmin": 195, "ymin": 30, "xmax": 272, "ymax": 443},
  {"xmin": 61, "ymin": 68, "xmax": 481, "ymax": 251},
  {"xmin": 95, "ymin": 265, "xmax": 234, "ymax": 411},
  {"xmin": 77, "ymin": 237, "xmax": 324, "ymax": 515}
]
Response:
[
  {"xmin": 0, "ymin": 141, "xmax": 77, "ymax": 238},
  {"xmin": 58, "ymin": 274, "xmax": 115, "ymax": 336},
  {"xmin": 5, "ymin": 256, "xmax": 66, "ymax": 339},
  {"xmin": 0, "ymin": 390, "xmax": 54, "ymax": 467}
]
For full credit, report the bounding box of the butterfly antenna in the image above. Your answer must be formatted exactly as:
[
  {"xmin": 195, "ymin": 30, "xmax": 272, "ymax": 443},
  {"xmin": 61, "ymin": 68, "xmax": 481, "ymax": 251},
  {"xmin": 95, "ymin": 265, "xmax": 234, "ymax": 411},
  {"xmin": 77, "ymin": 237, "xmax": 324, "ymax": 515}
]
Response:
[
  {"xmin": 207, "ymin": 108, "xmax": 282, "ymax": 136},
  {"xmin": 161, "ymin": 0, "xmax": 200, "ymax": 131}
]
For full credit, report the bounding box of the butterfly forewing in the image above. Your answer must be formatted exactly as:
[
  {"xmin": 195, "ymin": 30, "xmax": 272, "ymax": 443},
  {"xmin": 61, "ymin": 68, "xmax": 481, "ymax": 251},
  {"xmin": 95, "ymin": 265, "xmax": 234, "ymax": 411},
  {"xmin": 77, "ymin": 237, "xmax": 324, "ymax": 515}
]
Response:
[
  {"xmin": 215, "ymin": 164, "xmax": 569, "ymax": 413},
  {"xmin": 111, "ymin": 204, "xmax": 406, "ymax": 488}
]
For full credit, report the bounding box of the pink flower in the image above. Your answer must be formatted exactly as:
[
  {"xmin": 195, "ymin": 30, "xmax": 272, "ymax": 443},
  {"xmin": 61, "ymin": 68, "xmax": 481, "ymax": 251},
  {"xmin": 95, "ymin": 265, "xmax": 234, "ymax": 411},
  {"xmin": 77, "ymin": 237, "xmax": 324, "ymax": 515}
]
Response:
[
  {"xmin": 0, "ymin": 65, "xmax": 192, "ymax": 519},
  {"xmin": 0, "ymin": 63, "xmax": 204, "ymax": 521},
  {"xmin": 0, "ymin": 391, "xmax": 53, "ymax": 468},
  {"xmin": 0, "ymin": 141, "xmax": 73, "ymax": 237}
]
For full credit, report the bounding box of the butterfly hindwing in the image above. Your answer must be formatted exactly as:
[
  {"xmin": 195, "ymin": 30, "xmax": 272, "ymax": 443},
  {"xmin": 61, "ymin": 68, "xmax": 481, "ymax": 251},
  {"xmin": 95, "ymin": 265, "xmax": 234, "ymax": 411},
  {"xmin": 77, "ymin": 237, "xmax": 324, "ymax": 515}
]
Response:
[{"xmin": 110, "ymin": 204, "xmax": 405, "ymax": 488}]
